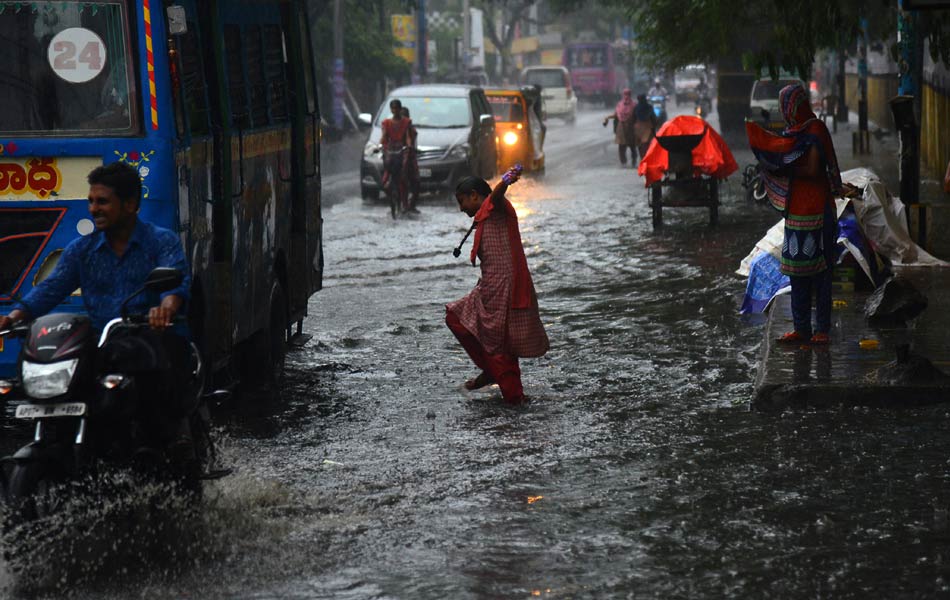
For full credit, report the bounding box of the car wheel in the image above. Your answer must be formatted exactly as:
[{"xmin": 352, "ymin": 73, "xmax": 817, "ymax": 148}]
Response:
[{"xmin": 361, "ymin": 186, "xmax": 379, "ymax": 203}]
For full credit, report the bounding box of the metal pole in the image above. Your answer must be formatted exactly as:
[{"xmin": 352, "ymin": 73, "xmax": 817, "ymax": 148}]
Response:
[
  {"xmin": 897, "ymin": 0, "xmax": 924, "ymax": 245},
  {"xmin": 417, "ymin": 0, "xmax": 426, "ymax": 83},
  {"xmin": 332, "ymin": 0, "xmax": 345, "ymax": 131},
  {"xmin": 858, "ymin": 17, "xmax": 869, "ymax": 135},
  {"xmin": 463, "ymin": 0, "xmax": 471, "ymax": 74}
]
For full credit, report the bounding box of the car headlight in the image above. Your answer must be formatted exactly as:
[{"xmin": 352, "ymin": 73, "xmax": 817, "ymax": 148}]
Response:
[
  {"xmin": 22, "ymin": 359, "xmax": 78, "ymax": 399},
  {"xmin": 449, "ymin": 143, "xmax": 470, "ymax": 159},
  {"xmin": 363, "ymin": 142, "xmax": 381, "ymax": 158},
  {"xmin": 502, "ymin": 131, "xmax": 519, "ymax": 146}
]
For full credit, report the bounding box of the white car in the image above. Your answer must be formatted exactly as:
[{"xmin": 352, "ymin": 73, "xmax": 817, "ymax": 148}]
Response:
[
  {"xmin": 520, "ymin": 66, "xmax": 577, "ymax": 123},
  {"xmin": 749, "ymin": 77, "xmax": 805, "ymax": 129}
]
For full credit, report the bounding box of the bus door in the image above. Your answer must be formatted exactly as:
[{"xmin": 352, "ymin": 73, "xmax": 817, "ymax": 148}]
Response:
[
  {"xmin": 219, "ymin": 1, "xmax": 296, "ymax": 346},
  {"xmin": 166, "ymin": 0, "xmax": 230, "ymax": 363},
  {"xmin": 283, "ymin": 2, "xmax": 322, "ymax": 323}
]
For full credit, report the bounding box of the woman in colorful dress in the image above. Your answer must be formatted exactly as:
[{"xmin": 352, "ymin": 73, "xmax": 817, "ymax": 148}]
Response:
[
  {"xmin": 446, "ymin": 167, "xmax": 549, "ymax": 404},
  {"xmin": 748, "ymin": 83, "xmax": 842, "ymax": 344}
]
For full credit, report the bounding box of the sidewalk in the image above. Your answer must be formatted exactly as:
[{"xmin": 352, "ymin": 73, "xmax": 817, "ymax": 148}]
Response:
[
  {"xmin": 751, "ymin": 115, "xmax": 950, "ymax": 409},
  {"xmin": 754, "ymin": 268, "xmax": 950, "ymax": 410}
]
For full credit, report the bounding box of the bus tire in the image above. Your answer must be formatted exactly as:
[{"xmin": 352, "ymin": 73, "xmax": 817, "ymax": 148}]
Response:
[
  {"xmin": 264, "ymin": 280, "xmax": 288, "ymax": 382},
  {"xmin": 246, "ymin": 280, "xmax": 287, "ymax": 385}
]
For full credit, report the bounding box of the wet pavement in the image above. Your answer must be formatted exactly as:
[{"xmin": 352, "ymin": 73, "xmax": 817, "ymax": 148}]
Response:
[
  {"xmin": 5, "ymin": 106, "xmax": 950, "ymax": 598},
  {"xmin": 755, "ymin": 268, "xmax": 950, "ymax": 410}
]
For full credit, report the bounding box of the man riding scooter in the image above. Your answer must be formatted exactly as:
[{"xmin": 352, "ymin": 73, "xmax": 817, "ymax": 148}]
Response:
[
  {"xmin": 648, "ymin": 78, "xmax": 669, "ymax": 127},
  {"xmin": 0, "ymin": 161, "xmax": 196, "ymax": 465}
]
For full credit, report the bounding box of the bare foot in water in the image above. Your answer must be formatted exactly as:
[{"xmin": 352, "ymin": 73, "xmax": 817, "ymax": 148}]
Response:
[{"xmin": 464, "ymin": 371, "xmax": 495, "ymax": 390}]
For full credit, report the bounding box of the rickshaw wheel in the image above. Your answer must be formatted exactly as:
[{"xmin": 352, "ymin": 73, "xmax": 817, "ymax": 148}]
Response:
[
  {"xmin": 650, "ymin": 185, "xmax": 663, "ymax": 230},
  {"xmin": 708, "ymin": 179, "xmax": 720, "ymax": 226}
]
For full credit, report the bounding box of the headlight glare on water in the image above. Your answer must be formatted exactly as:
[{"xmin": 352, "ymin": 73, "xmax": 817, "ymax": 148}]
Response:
[{"xmin": 21, "ymin": 359, "xmax": 78, "ymax": 399}]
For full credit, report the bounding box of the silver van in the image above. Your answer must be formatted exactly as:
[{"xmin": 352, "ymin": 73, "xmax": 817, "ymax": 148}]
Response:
[
  {"xmin": 359, "ymin": 84, "xmax": 497, "ymax": 200},
  {"xmin": 520, "ymin": 66, "xmax": 577, "ymax": 123}
]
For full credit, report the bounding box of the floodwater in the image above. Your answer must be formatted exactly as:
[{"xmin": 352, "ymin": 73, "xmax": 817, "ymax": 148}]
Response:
[{"xmin": 3, "ymin": 106, "xmax": 950, "ymax": 599}]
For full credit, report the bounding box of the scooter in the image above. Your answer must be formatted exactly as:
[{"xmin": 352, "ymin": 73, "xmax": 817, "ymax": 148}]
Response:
[
  {"xmin": 649, "ymin": 95, "xmax": 668, "ymax": 127},
  {"xmin": 0, "ymin": 268, "xmax": 230, "ymax": 526},
  {"xmin": 741, "ymin": 163, "xmax": 768, "ymax": 205},
  {"xmin": 694, "ymin": 91, "xmax": 712, "ymax": 119}
]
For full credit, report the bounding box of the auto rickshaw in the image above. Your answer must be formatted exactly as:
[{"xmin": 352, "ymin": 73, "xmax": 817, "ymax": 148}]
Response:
[{"xmin": 485, "ymin": 86, "xmax": 546, "ymax": 174}]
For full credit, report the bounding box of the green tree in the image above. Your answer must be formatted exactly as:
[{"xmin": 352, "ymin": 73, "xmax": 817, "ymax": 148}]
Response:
[
  {"xmin": 548, "ymin": 0, "xmax": 922, "ymax": 78},
  {"xmin": 309, "ymin": 1, "xmax": 412, "ymax": 116},
  {"xmin": 475, "ymin": 0, "xmax": 538, "ymax": 79}
]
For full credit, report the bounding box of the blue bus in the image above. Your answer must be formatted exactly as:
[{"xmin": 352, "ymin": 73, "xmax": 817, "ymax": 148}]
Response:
[{"xmin": 0, "ymin": 0, "xmax": 323, "ymax": 379}]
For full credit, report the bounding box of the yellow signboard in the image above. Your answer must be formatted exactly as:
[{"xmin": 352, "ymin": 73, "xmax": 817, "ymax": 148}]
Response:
[
  {"xmin": 391, "ymin": 15, "xmax": 416, "ymax": 64},
  {"xmin": 0, "ymin": 156, "xmax": 101, "ymax": 201}
]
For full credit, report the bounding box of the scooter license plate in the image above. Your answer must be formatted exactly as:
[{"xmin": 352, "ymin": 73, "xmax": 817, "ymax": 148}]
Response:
[
  {"xmin": 418, "ymin": 168, "xmax": 432, "ymax": 178},
  {"xmin": 15, "ymin": 402, "xmax": 86, "ymax": 419}
]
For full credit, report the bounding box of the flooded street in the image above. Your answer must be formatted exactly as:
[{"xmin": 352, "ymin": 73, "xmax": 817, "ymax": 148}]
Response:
[{"xmin": 5, "ymin": 107, "xmax": 950, "ymax": 598}]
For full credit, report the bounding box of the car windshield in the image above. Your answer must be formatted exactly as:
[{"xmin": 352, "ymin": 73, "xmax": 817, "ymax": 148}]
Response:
[
  {"xmin": 753, "ymin": 79, "xmax": 802, "ymax": 101},
  {"xmin": 523, "ymin": 69, "xmax": 566, "ymax": 88},
  {"xmin": 0, "ymin": 0, "xmax": 137, "ymax": 134},
  {"xmin": 377, "ymin": 96, "xmax": 471, "ymax": 128},
  {"xmin": 487, "ymin": 96, "xmax": 524, "ymax": 122}
]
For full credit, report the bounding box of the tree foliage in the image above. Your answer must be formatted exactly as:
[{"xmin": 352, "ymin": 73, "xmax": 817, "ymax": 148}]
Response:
[
  {"xmin": 474, "ymin": 0, "xmax": 539, "ymax": 77},
  {"xmin": 309, "ymin": 1, "xmax": 411, "ymax": 107},
  {"xmin": 549, "ymin": 0, "xmax": 947, "ymax": 78}
]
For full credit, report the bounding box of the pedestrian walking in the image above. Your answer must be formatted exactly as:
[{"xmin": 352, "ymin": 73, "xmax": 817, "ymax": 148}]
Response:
[
  {"xmin": 603, "ymin": 88, "xmax": 638, "ymax": 167},
  {"xmin": 446, "ymin": 167, "xmax": 549, "ymax": 404},
  {"xmin": 632, "ymin": 93, "xmax": 657, "ymax": 162},
  {"xmin": 747, "ymin": 83, "xmax": 842, "ymax": 344}
]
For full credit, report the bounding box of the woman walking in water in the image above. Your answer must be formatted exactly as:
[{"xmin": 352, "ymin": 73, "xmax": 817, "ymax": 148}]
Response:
[
  {"xmin": 632, "ymin": 93, "xmax": 657, "ymax": 162},
  {"xmin": 603, "ymin": 89, "xmax": 639, "ymax": 167},
  {"xmin": 446, "ymin": 166, "xmax": 549, "ymax": 404}
]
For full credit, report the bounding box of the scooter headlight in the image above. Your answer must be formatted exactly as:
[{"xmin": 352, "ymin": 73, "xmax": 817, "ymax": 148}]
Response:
[
  {"xmin": 21, "ymin": 359, "xmax": 78, "ymax": 399},
  {"xmin": 502, "ymin": 131, "xmax": 519, "ymax": 146}
]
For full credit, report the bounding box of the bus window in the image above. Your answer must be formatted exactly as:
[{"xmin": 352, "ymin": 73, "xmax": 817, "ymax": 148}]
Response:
[
  {"xmin": 224, "ymin": 25, "xmax": 250, "ymax": 129},
  {"xmin": 245, "ymin": 26, "xmax": 269, "ymax": 127},
  {"xmin": 178, "ymin": 27, "xmax": 210, "ymax": 135},
  {"xmin": 263, "ymin": 25, "xmax": 288, "ymax": 122},
  {"xmin": 296, "ymin": 18, "xmax": 317, "ymax": 116},
  {"xmin": 0, "ymin": 0, "xmax": 138, "ymax": 134}
]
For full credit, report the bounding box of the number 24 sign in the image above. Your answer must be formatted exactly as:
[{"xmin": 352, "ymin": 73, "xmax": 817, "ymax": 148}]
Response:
[{"xmin": 47, "ymin": 27, "xmax": 107, "ymax": 84}]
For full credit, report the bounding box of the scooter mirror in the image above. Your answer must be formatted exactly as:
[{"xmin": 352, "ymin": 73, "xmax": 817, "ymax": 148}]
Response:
[{"xmin": 143, "ymin": 267, "xmax": 184, "ymax": 294}]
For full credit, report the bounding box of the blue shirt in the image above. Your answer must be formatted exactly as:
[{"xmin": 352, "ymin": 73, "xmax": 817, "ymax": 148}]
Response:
[{"xmin": 16, "ymin": 219, "xmax": 191, "ymax": 332}]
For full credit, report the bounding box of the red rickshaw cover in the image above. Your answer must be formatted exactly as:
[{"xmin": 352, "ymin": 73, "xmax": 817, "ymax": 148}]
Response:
[{"xmin": 637, "ymin": 115, "xmax": 738, "ymax": 187}]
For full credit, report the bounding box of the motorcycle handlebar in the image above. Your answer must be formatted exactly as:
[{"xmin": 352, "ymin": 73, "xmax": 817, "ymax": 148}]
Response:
[
  {"xmin": 124, "ymin": 314, "xmax": 187, "ymax": 326},
  {"xmin": 0, "ymin": 323, "xmax": 30, "ymax": 338}
]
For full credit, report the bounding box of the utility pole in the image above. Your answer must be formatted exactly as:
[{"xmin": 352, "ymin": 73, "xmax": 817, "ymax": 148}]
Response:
[
  {"xmin": 855, "ymin": 17, "xmax": 870, "ymax": 154},
  {"xmin": 463, "ymin": 0, "xmax": 471, "ymax": 75},
  {"xmin": 417, "ymin": 0, "xmax": 427, "ymax": 83},
  {"xmin": 332, "ymin": 0, "xmax": 345, "ymax": 132},
  {"xmin": 893, "ymin": 0, "xmax": 924, "ymax": 245}
]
